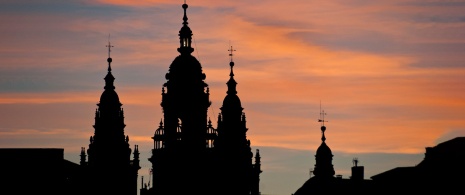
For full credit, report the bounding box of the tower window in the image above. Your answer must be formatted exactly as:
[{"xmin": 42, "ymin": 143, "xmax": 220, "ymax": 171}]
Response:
[
  {"xmin": 176, "ymin": 118, "xmax": 182, "ymax": 140},
  {"xmin": 183, "ymin": 38, "xmax": 188, "ymax": 47}
]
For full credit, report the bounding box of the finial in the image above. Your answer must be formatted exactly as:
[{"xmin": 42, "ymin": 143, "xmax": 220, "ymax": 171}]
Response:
[
  {"xmin": 182, "ymin": 2, "xmax": 188, "ymax": 25},
  {"xmin": 106, "ymin": 34, "xmax": 114, "ymax": 58},
  {"xmin": 106, "ymin": 34, "xmax": 114, "ymax": 71},
  {"xmin": 228, "ymin": 41, "xmax": 236, "ymax": 62},
  {"xmin": 177, "ymin": 1, "xmax": 194, "ymax": 54},
  {"xmin": 228, "ymin": 43, "xmax": 236, "ymax": 77},
  {"xmin": 318, "ymin": 101, "xmax": 328, "ymax": 142},
  {"xmin": 318, "ymin": 101, "xmax": 328, "ymax": 127},
  {"xmin": 226, "ymin": 45, "xmax": 238, "ymax": 95}
]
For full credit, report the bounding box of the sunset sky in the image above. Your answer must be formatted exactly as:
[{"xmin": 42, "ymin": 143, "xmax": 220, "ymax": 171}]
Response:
[{"xmin": 1, "ymin": 0, "xmax": 465, "ymax": 194}]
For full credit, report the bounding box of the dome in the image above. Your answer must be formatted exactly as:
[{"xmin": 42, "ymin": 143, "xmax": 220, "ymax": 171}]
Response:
[
  {"xmin": 316, "ymin": 142, "xmax": 333, "ymax": 157},
  {"xmin": 179, "ymin": 25, "xmax": 192, "ymax": 37},
  {"xmin": 167, "ymin": 55, "xmax": 205, "ymax": 81},
  {"xmin": 99, "ymin": 89, "xmax": 121, "ymax": 106},
  {"xmin": 222, "ymin": 94, "xmax": 242, "ymax": 109}
]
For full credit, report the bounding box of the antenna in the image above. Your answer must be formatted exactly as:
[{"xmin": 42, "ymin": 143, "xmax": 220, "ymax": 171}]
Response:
[
  {"xmin": 106, "ymin": 34, "xmax": 114, "ymax": 58},
  {"xmin": 353, "ymin": 158, "xmax": 359, "ymax": 167},
  {"xmin": 318, "ymin": 101, "xmax": 328, "ymax": 126}
]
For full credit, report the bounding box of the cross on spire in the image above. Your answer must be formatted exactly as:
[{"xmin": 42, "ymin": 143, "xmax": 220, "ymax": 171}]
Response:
[
  {"xmin": 106, "ymin": 34, "xmax": 114, "ymax": 58},
  {"xmin": 228, "ymin": 43, "xmax": 236, "ymax": 62},
  {"xmin": 228, "ymin": 44, "xmax": 236, "ymax": 77}
]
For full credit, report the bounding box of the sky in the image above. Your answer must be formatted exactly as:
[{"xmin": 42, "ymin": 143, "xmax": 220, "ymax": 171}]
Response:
[{"xmin": 1, "ymin": 0, "xmax": 465, "ymax": 194}]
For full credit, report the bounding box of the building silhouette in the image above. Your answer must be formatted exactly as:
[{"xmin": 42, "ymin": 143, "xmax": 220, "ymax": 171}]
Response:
[
  {"xmin": 293, "ymin": 110, "xmax": 373, "ymax": 195},
  {"xmin": 0, "ymin": 43, "xmax": 141, "ymax": 195},
  {"xmin": 293, "ymin": 108, "xmax": 465, "ymax": 195},
  {"xmin": 140, "ymin": 3, "xmax": 261, "ymax": 195},
  {"xmin": 4, "ymin": 3, "xmax": 465, "ymax": 195},
  {"xmin": 78, "ymin": 44, "xmax": 141, "ymax": 195},
  {"xmin": 0, "ymin": 148, "xmax": 80, "ymax": 195},
  {"xmin": 371, "ymin": 136, "xmax": 465, "ymax": 194}
]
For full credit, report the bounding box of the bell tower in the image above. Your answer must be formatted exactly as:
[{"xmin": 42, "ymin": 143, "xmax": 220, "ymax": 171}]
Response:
[
  {"xmin": 214, "ymin": 46, "xmax": 262, "ymax": 195},
  {"xmin": 160, "ymin": 2, "xmax": 210, "ymax": 151},
  {"xmin": 148, "ymin": 2, "xmax": 212, "ymax": 195},
  {"xmin": 313, "ymin": 108, "xmax": 335, "ymax": 178},
  {"xmin": 144, "ymin": 3, "xmax": 261, "ymax": 195},
  {"xmin": 81, "ymin": 39, "xmax": 140, "ymax": 195}
]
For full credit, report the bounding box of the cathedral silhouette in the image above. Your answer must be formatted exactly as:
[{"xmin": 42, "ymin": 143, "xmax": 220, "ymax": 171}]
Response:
[
  {"xmin": 138, "ymin": 3, "xmax": 262, "ymax": 195},
  {"xmin": 2, "ymin": 2, "xmax": 465, "ymax": 195},
  {"xmin": 78, "ymin": 3, "xmax": 262, "ymax": 195}
]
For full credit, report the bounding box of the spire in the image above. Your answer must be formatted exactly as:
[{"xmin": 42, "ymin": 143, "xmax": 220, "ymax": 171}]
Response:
[
  {"xmin": 80, "ymin": 147, "xmax": 87, "ymax": 166},
  {"xmin": 104, "ymin": 37, "xmax": 115, "ymax": 90},
  {"xmin": 133, "ymin": 145, "xmax": 140, "ymax": 168},
  {"xmin": 313, "ymin": 105, "xmax": 335, "ymax": 178},
  {"xmin": 227, "ymin": 45, "xmax": 237, "ymax": 95},
  {"xmin": 106, "ymin": 34, "xmax": 114, "ymax": 71},
  {"xmin": 98, "ymin": 36, "xmax": 121, "ymax": 107},
  {"xmin": 207, "ymin": 117, "xmax": 213, "ymax": 128},
  {"xmin": 255, "ymin": 149, "xmax": 261, "ymax": 164},
  {"xmin": 318, "ymin": 102, "xmax": 328, "ymax": 142},
  {"xmin": 182, "ymin": 1, "xmax": 188, "ymax": 26},
  {"xmin": 177, "ymin": 2, "xmax": 194, "ymax": 54}
]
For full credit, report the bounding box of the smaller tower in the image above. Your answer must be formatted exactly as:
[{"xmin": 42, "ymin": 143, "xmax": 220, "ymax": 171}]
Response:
[
  {"xmin": 80, "ymin": 147, "xmax": 86, "ymax": 166},
  {"xmin": 82, "ymin": 38, "xmax": 140, "ymax": 195},
  {"xmin": 252, "ymin": 149, "xmax": 262, "ymax": 195},
  {"xmin": 313, "ymin": 107, "xmax": 335, "ymax": 178},
  {"xmin": 133, "ymin": 145, "xmax": 140, "ymax": 168}
]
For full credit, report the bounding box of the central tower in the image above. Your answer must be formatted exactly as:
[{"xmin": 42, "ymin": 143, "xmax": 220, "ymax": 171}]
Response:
[
  {"xmin": 147, "ymin": 3, "xmax": 213, "ymax": 195},
  {"xmin": 161, "ymin": 3, "xmax": 210, "ymax": 151},
  {"xmin": 143, "ymin": 3, "xmax": 261, "ymax": 195}
]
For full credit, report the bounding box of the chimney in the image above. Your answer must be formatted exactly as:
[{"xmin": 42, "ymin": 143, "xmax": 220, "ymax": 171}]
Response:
[{"xmin": 351, "ymin": 158, "xmax": 364, "ymax": 180}]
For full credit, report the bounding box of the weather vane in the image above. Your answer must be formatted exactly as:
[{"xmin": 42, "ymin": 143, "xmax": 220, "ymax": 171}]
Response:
[
  {"xmin": 318, "ymin": 101, "xmax": 328, "ymax": 126},
  {"xmin": 106, "ymin": 34, "xmax": 114, "ymax": 58}
]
